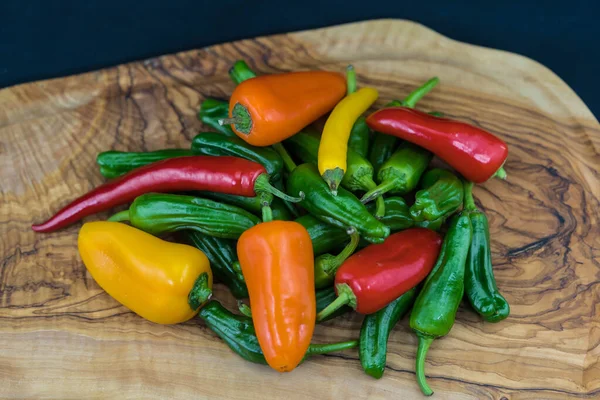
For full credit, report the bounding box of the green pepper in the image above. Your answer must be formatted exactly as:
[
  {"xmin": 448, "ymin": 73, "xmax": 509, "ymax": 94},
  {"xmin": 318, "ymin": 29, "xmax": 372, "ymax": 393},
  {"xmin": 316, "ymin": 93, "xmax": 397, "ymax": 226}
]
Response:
[
  {"xmin": 367, "ymin": 197, "xmax": 413, "ymax": 232},
  {"xmin": 411, "ymin": 169, "xmax": 464, "ymax": 222},
  {"xmin": 362, "ymin": 142, "xmax": 432, "ymax": 204},
  {"xmin": 109, "ymin": 193, "xmax": 260, "ymax": 239},
  {"xmin": 409, "ymin": 211, "xmax": 473, "ymax": 396},
  {"xmin": 369, "ymin": 77, "xmax": 439, "ymax": 172},
  {"xmin": 199, "ymin": 191, "xmax": 291, "ymax": 221},
  {"xmin": 359, "ymin": 288, "xmax": 418, "ymax": 379},
  {"xmin": 316, "ymin": 286, "xmax": 351, "ymax": 322},
  {"xmin": 463, "ymin": 182, "xmax": 510, "ymax": 322},
  {"xmin": 286, "ymin": 132, "xmax": 385, "ymax": 218},
  {"xmin": 96, "ymin": 149, "xmax": 194, "ymax": 179},
  {"xmin": 198, "ymin": 98, "xmax": 236, "ymax": 136},
  {"xmin": 191, "ymin": 132, "xmax": 283, "ymax": 181},
  {"xmin": 314, "ymin": 231, "xmax": 360, "ymax": 289},
  {"xmin": 199, "ymin": 300, "xmax": 358, "ymax": 365},
  {"xmin": 287, "ymin": 163, "xmax": 390, "ymax": 244},
  {"xmin": 185, "ymin": 231, "xmax": 248, "ymax": 299},
  {"xmin": 295, "ymin": 214, "xmax": 348, "ymax": 255},
  {"xmin": 229, "ymin": 60, "xmax": 257, "ymax": 85},
  {"xmin": 414, "ymin": 217, "xmax": 444, "ymax": 231},
  {"xmin": 345, "ymin": 66, "xmax": 370, "ymax": 158}
]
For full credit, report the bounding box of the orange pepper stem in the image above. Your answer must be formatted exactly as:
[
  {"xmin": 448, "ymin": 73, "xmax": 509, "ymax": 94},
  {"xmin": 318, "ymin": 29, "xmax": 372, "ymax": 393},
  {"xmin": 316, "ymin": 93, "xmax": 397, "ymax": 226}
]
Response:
[
  {"xmin": 322, "ymin": 167, "xmax": 344, "ymax": 196},
  {"xmin": 316, "ymin": 283, "xmax": 357, "ymax": 322},
  {"xmin": 188, "ymin": 272, "xmax": 212, "ymax": 310},
  {"xmin": 219, "ymin": 103, "xmax": 253, "ymax": 135},
  {"xmin": 108, "ymin": 209, "xmax": 130, "ymax": 222},
  {"xmin": 415, "ymin": 334, "xmax": 435, "ymax": 396},
  {"xmin": 254, "ymin": 174, "xmax": 304, "ymax": 203},
  {"xmin": 346, "ymin": 65, "xmax": 357, "ymax": 95}
]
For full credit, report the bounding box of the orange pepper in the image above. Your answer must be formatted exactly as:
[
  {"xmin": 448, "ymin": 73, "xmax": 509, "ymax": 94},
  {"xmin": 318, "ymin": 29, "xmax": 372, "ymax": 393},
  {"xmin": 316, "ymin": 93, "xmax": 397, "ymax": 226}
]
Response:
[
  {"xmin": 224, "ymin": 71, "xmax": 346, "ymax": 146},
  {"xmin": 237, "ymin": 220, "xmax": 316, "ymax": 372}
]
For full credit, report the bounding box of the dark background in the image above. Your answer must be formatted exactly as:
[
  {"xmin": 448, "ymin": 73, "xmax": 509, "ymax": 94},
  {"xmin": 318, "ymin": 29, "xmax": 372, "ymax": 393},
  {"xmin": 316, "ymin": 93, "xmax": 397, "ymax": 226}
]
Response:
[{"xmin": 1, "ymin": 1, "xmax": 597, "ymax": 117}]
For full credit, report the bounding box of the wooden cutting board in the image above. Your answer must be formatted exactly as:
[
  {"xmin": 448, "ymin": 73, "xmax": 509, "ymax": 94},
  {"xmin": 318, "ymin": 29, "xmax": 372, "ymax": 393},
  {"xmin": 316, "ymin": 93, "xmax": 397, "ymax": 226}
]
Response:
[{"xmin": 1, "ymin": 19, "xmax": 599, "ymax": 399}]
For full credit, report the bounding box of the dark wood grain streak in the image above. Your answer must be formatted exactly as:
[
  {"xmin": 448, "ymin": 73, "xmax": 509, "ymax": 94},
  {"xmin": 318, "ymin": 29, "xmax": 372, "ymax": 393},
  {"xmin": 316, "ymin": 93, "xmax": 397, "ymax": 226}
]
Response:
[{"xmin": 0, "ymin": 19, "xmax": 598, "ymax": 399}]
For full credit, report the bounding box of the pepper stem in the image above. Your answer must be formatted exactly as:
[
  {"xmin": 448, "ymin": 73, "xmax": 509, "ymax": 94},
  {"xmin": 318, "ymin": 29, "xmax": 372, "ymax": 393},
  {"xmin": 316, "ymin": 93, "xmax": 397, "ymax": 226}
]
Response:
[
  {"xmin": 218, "ymin": 103, "xmax": 253, "ymax": 135},
  {"xmin": 188, "ymin": 272, "xmax": 212, "ymax": 311},
  {"xmin": 329, "ymin": 230, "xmax": 360, "ymax": 271},
  {"xmin": 261, "ymin": 204, "xmax": 273, "ymax": 223},
  {"xmin": 306, "ymin": 340, "xmax": 358, "ymax": 356},
  {"xmin": 272, "ymin": 142, "xmax": 297, "ymax": 173},
  {"xmin": 232, "ymin": 261, "xmax": 244, "ymax": 282},
  {"xmin": 108, "ymin": 209, "xmax": 130, "ymax": 222},
  {"xmin": 254, "ymin": 174, "xmax": 304, "ymax": 203},
  {"xmin": 237, "ymin": 300, "xmax": 252, "ymax": 317},
  {"xmin": 229, "ymin": 60, "xmax": 257, "ymax": 85},
  {"xmin": 316, "ymin": 283, "xmax": 357, "ymax": 322},
  {"xmin": 415, "ymin": 334, "xmax": 435, "ymax": 396},
  {"xmin": 494, "ymin": 166, "xmax": 507, "ymax": 180},
  {"xmin": 322, "ymin": 167, "xmax": 345, "ymax": 196},
  {"xmin": 404, "ymin": 77, "xmax": 440, "ymax": 108},
  {"xmin": 218, "ymin": 117, "xmax": 239, "ymax": 126},
  {"xmin": 428, "ymin": 111, "xmax": 444, "ymax": 117},
  {"xmin": 463, "ymin": 181, "xmax": 477, "ymax": 211},
  {"xmin": 346, "ymin": 65, "xmax": 357, "ymax": 95},
  {"xmin": 361, "ymin": 178, "xmax": 397, "ymax": 204},
  {"xmin": 361, "ymin": 177, "xmax": 386, "ymax": 218}
]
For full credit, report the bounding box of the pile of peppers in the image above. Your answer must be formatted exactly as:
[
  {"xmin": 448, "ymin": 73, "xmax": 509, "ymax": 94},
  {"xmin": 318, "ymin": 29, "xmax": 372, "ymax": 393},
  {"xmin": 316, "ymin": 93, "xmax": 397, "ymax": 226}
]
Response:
[{"xmin": 33, "ymin": 59, "xmax": 511, "ymax": 394}]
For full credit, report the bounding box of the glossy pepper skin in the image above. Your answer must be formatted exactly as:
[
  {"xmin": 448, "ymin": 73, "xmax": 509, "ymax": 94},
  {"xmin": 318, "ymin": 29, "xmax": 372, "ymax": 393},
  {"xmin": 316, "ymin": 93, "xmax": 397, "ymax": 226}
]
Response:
[
  {"xmin": 237, "ymin": 220, "xmax": 316, "ymax": 372},
  {"xmin": 359, "ymin": 288, "xmax": 418, "ymax": 379},
  {"xmin": 463, "ymin": 182, "xmax": 510, "ymax": 322},
  {"xmin": 287, "ymin": 163, "xmax": 389, "ymax": 244},
  {"xmin": 369, "ymin": 77, "xmax": 440, "ymax": 172},
  {"xmin": 366, "ymin": 197, "xmax": 413, "ymax": 232},
  {"xmin": 191, "ymin": 132, "xmax": 284, "ymax": 181},
  {"xmin": 78, "ymin": 221, "xmax": 213, "ymax": 324},
  {"xmin": 366, "ymin": 107, "xmax": 508, "ymax": 183},
  {"xmin": 225, "ymin": 71, "xmax": 346, "ymax": 146},
  {"xmin": 295, "ymin": 214, "xmax": 348, "ymax": 256},
  {"xmin": 285, "ymin": 131, "xmax": 385, "ymax": 218},
  {"xmin": 318, "ymin": 86, "xmax": 379, "ymax": 193},
  {"xmin": 316, "ymin": 228, "xmax": 442, "ymax": 321},
  {"xmin": 410, "ymin": 212, "xmax": 473, "ymax": 396},
  {"xmin": 96, "ymin": 149, "xmax": 194, "ymax": 179},
  {"xmin": 185, "ymin": 231, "xmax": 248, "ymax": 299},
  {"xmin": 111, "ymin": 193, "xmax": 260, "ymax": 239},
  {"xmin": 361, "ymin": 142, "xmax": 432, "ymax": 204},
  {"xmin": 199, "ymin": 191, "xmax": 291, "ymax": 221},
  {"xmin": 410, "ymin": 169, "xmax": 464, "ymax": 222},
  {"xmin": 198, "ymin": 98, "xmax": 236, "ymax": 136},
  {"xmin": 198, "ymin": 300, "xmax": 358, "ymax": 365},
  {"xmin": 32, "ymin": 156, "xmax": 295, "ymax": 233}
]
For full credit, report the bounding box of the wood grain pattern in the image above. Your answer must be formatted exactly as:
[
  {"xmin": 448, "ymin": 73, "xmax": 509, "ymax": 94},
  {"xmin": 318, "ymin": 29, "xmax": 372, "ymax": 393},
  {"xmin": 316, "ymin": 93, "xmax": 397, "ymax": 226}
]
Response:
[{"xmin": 1, "ymin": 19, "xmax": 599, "ymax": 399}]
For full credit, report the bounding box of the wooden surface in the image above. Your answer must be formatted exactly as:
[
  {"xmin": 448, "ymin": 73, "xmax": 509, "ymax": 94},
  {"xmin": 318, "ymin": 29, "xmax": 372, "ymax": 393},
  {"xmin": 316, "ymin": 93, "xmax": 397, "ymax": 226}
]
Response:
[{"xmin": 1, "ymin": 19, "xmax": 599, "ymax": 399}]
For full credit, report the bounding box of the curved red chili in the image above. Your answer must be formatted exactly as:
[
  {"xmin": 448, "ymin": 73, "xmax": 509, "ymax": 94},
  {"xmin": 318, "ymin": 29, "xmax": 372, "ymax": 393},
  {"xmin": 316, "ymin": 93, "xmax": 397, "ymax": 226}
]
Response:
[
  {"xmin": 316, "ymin": 228, "xmax": 442, "ymax": 320},
  {"xmin": 366, "ymin": 107, "xmax": 508, "ymax": 183},
  {"xmin": 33, "ymin": 156, "xmax": 297, "ymax": 233}
]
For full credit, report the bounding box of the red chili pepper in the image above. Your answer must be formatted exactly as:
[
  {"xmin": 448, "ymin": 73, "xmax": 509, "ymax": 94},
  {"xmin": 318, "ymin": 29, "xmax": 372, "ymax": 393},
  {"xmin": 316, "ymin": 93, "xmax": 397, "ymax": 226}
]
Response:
[
  {"xmin": 366, "ymin": 107, "xmax": 508, "ymax": 183},
  {"xmin": 32, "ymin": 156, "xmax": 300, "ymax": 233},
  {"xmin": 316, "ymin": 228, "xmax": 442, "ymax": 320}
]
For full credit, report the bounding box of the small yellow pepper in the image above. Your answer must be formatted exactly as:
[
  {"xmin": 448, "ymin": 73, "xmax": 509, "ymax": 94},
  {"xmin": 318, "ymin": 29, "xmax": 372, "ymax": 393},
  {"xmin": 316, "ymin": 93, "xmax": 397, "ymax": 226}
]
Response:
[
  {"xmin": 318, "ymin": 86, "xmax": 378, "ymax": 193},
  {"xmin": 78, "ymin": 221, "xmax": 213, "ymax": 324}
]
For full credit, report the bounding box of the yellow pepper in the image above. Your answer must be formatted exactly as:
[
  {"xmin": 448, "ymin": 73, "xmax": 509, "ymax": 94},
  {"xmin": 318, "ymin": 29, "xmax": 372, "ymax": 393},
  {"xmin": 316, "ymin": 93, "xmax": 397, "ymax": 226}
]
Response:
[
  {"xmin": 318, "ymin": 86, "xmax": 378, "ymax": 193},
  {"xmin": 78, "ymin": 221, "xmax": 213, "ymax": 324}
]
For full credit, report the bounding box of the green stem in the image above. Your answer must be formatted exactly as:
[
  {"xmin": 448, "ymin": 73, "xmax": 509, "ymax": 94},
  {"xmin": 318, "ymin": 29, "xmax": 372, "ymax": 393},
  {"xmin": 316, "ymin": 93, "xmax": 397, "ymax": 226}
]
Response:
[
  {"xmin": 237, "ymin": 301, "xmax": 252, "ymax": 317},
  {"xmin": 232, "ymin": 261, "xmax": 244, "ymax": 282},
  {"xmin": 108, "ymin": 209, "xmax": 130, "ymax": 222},
  {"xmin": 272, "ymin": 142, "xmax": 297, "ymax": 173},
  {"xmin": 404, "ymin": 77, "xmax": 440, "ymax": 108},
  {"xmin": 346, "ymin": 65, "xmax": 357, "ymax": 95},
  {"xmin": 327, "ymin": 231, "xmax": 360, "ymax": 273},
  {"xmin": 463, "ymin": 181, "xmax": 477, "ymax": 211},
  {"xmin": 262, "ymin": 204, "xmax": 273, "ymax": 223},
  {"xmin": 316, "ymin": 283, "xmax": 357, "ymax": 322},
  {"xmin": 415, "ymin": 335, "xmax": 434, "ymax": 396},
  {"xmin": 188, "ymin": 273, "xmax": 212, "ymax": 310},
  {"xmin": 254, "ymin": 174, "xmax": 303, "ymax": 203},
  {"xmin": 361, "ymin": 177, "xmax": 386, "ymax": 218},
  {"xmin": 428, "ymin": 111, "xmax": 444, "ymax": 117},
  {"xmin": 322, "ymin": 167, "xmax": 345, "ymax": 196},
  {"xmin": 494, "ymin": 166, "xmax": 507, "ymax": 180},
  {"xmin": 229, "ymin": 60, "xmax": 257, "ymax": 85},
  {"xmin": 360, "ymin": 178, "xmax": 398, "ymax": 204},
  {"xmin": 306, "ymin": 340, "xmax": 358, "ymax": 356}
]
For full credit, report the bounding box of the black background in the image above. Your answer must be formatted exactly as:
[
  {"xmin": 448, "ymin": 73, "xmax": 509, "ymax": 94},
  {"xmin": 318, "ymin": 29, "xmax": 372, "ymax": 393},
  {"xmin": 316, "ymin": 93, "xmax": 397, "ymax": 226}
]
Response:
[{"xmin": 1, "ymin": 1, "xmax": 597, "ymax": 117}]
